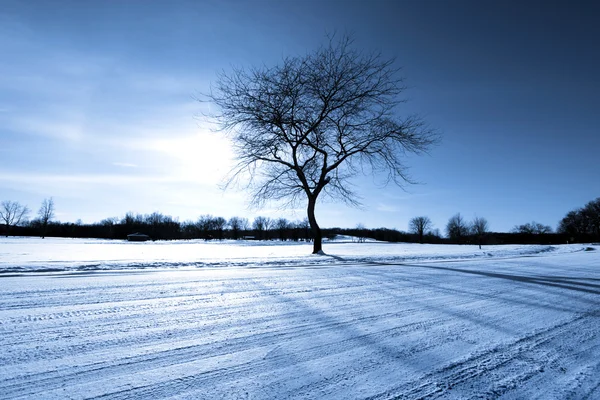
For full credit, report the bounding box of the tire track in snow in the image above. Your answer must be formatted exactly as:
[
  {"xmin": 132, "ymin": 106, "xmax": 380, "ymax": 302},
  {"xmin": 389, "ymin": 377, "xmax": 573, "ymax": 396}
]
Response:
[
  {"xmin": 0, "ymin": 275, "xmax": 380, "ymax": 326},
  {"xmin": 0, "ymin": 279, "xmax": 419, "ymax": 366},
  {"xmin": 0, "ymin": 314, "xmax": 445, "ymax": 399},
  {"xmin": 2, "ymin": 252, "xmax": 599, "ymax": 399},
  {"xmin": 90, "ymin": 318, "xmax": 446, "ymax": 400},
  {"xmin": 367, "ymin": 313, "xmax": 598, "ymax": 400},
  {"xmin": 0, "ymin": 271, "xmax": 438, "ymax": 398}
]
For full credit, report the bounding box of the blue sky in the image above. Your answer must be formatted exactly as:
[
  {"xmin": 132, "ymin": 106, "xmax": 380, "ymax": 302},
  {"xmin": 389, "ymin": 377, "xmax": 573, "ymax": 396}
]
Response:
[{"xmin": 1, "ymin": 0, "xmax": 598, "ymax": 233}]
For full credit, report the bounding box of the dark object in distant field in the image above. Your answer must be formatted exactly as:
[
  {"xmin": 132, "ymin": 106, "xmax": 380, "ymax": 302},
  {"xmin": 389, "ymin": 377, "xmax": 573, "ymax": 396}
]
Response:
[{"xmin": 127, "ymin": 233, "xmax": 151, "ymax": 242}]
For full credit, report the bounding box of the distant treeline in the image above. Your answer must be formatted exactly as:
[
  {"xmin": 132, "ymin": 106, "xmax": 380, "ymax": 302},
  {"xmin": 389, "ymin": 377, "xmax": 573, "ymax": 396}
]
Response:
[
  {"xmin": 0, "ymin": 213, "xmax": 573, "ymax": 245},
  {"xmin": 2, "ymin": 198, "xmax": 599, "ymax": 245}
]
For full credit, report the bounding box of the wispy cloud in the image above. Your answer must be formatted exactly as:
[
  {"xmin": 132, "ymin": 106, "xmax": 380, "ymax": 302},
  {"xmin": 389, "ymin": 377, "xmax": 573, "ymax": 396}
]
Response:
[
  {"xmin": 112, "ymin": 162, "xmax": 138, "ymax": 168},
  {"xmin": 5, "ymin": 116, "xmax": 86, "ymax": 142},
  {"xmin": 0, "ymin": 172, "xmax": 170, "ymax": 185},
  {"xmin": 376, "ymin": 203, "xmax": 399, "ymax": 213}
]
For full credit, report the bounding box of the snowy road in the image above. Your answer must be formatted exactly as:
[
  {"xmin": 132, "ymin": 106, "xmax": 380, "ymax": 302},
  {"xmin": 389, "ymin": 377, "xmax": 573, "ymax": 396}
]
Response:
[{"xmin": 1, "ymin": 248, "xmax": 599, "ymax": 399}]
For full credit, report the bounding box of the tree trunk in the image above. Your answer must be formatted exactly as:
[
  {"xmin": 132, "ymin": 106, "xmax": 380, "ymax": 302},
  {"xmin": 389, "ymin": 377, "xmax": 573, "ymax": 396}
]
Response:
[{"xmin": 307, "ymin": 197, "xmax": 322, "ymax": 254}]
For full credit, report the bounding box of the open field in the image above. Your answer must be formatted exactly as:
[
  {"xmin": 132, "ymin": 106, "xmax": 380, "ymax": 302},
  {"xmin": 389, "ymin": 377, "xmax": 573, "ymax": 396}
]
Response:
[
  {"xmin": 1, "ymin": 239, "xmax": 599, "ymax": 399},
  {"xmin": 0, "ymin": 237, "xmax": 587, "ymax": 273}
]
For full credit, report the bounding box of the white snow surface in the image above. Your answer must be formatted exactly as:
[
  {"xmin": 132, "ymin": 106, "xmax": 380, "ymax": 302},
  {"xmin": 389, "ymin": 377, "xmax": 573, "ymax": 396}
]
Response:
[
  {"xmin": 1, "ymin": 238, "xmax": 599, "ymax": 399},
  {"xmin": 0, "ymin": 236, "xmax": 587, "ymax": 273}
]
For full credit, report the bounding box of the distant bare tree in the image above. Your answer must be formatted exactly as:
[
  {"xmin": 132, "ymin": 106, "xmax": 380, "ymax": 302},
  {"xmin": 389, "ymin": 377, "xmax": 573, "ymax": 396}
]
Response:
[
  {"xmin": 446, "ymin": 213, "xmax": 469, "ymax": 243},
  {"xmin": 471, "ymin": 216, "xmax": 489, "ymax": 249},
  {"xmin": 297, "ymin": 218, "xmax": 311, "ymax": 241},
  {"xmin": 205, "ymin": 34, "xmax": 438, "ymax": 254},
  {"xmin": 274, "ymin": 218, "xmax": 290, "ymax": 241},
  {"xmin": 558, "ymin": 198, "xmax": 600, "ymax": 242},
  {"xmin": 212, "ymin": 216, "xmax": 227, "ymax": 240},
  {"xmin": 228, "ymin": 216, "xmax": 249, "ymax": 240},
  {"xmin": 428, "ymin": 228, "xmax": 441, "ymax": 239},
  {"xmin": 583, "ymin": 198, "xmax": 600, "ymax": 238},
  {"xmin": 355, "ymin": 223, "xmax": 369, "ymax": 243},
  {"xmin": 197, "ymin": 215, "xmax": 226, "ymax": 240},
  {"xmin": 238, "ymin": 217, "xmax": 250, "ymax": 234},
  {"xmin": 38, "ymin": 198, "xmax": 55, "ymax": 239},
  {"xmin": 409, "ymin": 216, "xmax": 432, "ymax": 244},
  {"xmin": 558, "ymin": 210, "xmax": 586, "ymax": 240},
  {"xmin": 252, "ymin": 216, "xmax": 272, "ymax": 240},
  {"xmin": 0, "ymin": 200, "xmax": 30, "ymax": 236},
  {"xmin": 228, "ymin": 217, "xmax": 241, "ymax": 239},
  {"xmin": 145, "ymin": 211, "xmax": 168, "ymax": 226},
  {"xmin": 100, "ymin": 217, "xmax": 120, "ymax": 226},
  {"xmin": 512, "ymin": 221, "xmax": 552, "ymax": 235},
  {"xmin": 99, "ymin": 216, "xmax": 119, "ymax": 238},
  {"xmin": 121, "ymin": 211, "xmax": 143, "ymax": 226}
]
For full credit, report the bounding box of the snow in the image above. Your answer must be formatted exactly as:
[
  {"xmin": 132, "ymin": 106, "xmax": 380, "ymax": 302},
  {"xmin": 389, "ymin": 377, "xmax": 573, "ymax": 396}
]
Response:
[
  {"xmin": 1, "ymin": 238, "xmax": 599, "ymax": 399},
  {"xmin": 0, "ymin": 236, "xmax": 586, "ymax": 273}
]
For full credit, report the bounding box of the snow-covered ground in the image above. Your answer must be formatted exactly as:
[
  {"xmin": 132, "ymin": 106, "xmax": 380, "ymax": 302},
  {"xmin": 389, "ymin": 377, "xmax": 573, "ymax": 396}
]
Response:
[
  {"xmin": 1, "ymin": 238, "xmax": 599, "ymax": 399},
  {"xmin": 0, "ymin": 236, "xmax": 589, "ymax": 273}
]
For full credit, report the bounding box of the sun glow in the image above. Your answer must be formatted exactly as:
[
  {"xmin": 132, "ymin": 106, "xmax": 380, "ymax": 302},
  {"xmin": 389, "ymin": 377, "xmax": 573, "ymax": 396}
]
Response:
[{"xmin": 143, "ymin": 131, "xmax": 234, "ymax": 185}]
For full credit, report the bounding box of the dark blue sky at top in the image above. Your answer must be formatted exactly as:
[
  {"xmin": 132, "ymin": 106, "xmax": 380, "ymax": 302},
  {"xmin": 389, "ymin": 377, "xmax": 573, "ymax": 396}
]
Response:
[{"xmin": 0, "ymin": 0, "xmax": 598, "ymax": 232}]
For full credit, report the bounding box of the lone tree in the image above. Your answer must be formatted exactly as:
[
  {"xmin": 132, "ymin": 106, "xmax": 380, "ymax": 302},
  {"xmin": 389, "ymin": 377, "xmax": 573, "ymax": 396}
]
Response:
[
  {"xmin": 409, "ymin": 216, "xmax": 432, "ymax": 244},
  {"xmin": 1, "ymin": 200, "xmax": 30, "ymax": 236},
  {"xmin": 38, "ymin": 197, "xmax": 55, "ymax": 239},
  {"xmin": 471, "ymin": 216, "xmax": 489, "ymax": 249},
  {"xmin": 206, "ymin": 35, "xmax": 438, "ymax": 254}
]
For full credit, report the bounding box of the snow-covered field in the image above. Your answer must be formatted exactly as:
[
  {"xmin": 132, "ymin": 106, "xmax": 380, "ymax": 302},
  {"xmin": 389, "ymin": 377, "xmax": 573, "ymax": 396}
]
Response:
[
  {"xmin": 1, "ymin": 238, "xmax": 599, "ymax": 399},
  {"xmin": 0, "ymin": 236, "xmax": 586, "ymax": 273}
]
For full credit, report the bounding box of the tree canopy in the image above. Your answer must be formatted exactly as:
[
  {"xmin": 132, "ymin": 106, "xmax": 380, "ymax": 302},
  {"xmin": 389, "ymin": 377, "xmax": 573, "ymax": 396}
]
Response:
[{"xmin": 206, "ymin": 35, "xmax": 438, "ymax": 253}]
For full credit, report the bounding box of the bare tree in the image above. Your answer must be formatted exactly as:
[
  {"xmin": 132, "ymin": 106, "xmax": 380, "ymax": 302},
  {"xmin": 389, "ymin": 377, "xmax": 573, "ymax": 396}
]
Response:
[
  {"xmin": 197, "ymin": 214, "xmax": 225, "ymax": 240},
  {"xmin": 121, "ymin": 211, "xmax": 143, "ymax": 226},
  {"xmin": 512, "ymin": 221, "xmax": 553, "ymax": 235},
  {"xmin": 212, "ymin": 216, "xmax": 227, "ymax": 240},
  {"xmin": 446, "ymin": 213, "xmax": 469, "ymax": 243},
  {"xmin": 252, "ymin": 216, "xmax": 272, "ymax": 240},
  {"xmin": 429, "ymin": 228, "xmax": 441, "ymax": 239},
  {"xmin": 583, "ymin": 198, "xmax": 600, "ymax": 238},
  {"xmin": 471, "ymin": 216, "xmax": 489, "ymax": 249},
  {"xmin": 297, "ymin": 218, "xmax": 311, "ymax": 242},
  {"xmin": 1, "ymin": 200, "xmax": 30, "ymax": 236},
  {"xmin": 558, "ymin": 210, "xmax": 586, "ymax": 241},
  {"xmin": 274, "ymin": 218, "xmax": 290, "ymax": 241},
  {"xmin": 228, "ymin": 216, "xmax": 249, "ymax": 240},
  {"xmin": 38, "ymin": 197, "xmax": 55, "ymax": 239},
  {"xmin": 355, "ymin": 223, "xmax": 368, "ymax": 243},
  {"xmin": 232, "ymin": 217, "xmax": 251, "ymax": 239},
  {"xmin": 228, "ymin": 217, "xmax": 241, "ymax": 239},
  {"xmin": 205, "ymin": 34, "xmax": 438, "ymax": 254},
  {"xmin": 240, "ymin": 217, "xmax": 251, "ymax": 237},
  {"xmin": 558, "ymin": 198, "xmax": 600, "ymax": 242},
  {"xmin": 409, "ymin": 216, "xmax": 432, "ymax": 244}
]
